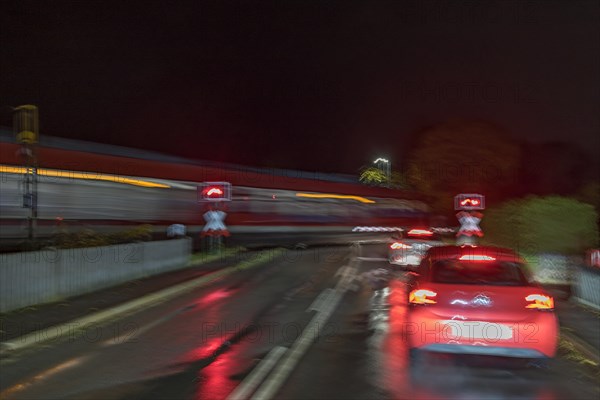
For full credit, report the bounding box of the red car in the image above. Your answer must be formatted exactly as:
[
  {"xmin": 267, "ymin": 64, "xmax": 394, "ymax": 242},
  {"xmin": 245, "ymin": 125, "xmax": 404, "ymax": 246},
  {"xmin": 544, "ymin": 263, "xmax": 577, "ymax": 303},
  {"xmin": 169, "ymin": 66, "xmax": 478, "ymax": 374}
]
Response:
[{"xmin": 405, "ymin": 245, "xmax": 558, "ymax": 363}]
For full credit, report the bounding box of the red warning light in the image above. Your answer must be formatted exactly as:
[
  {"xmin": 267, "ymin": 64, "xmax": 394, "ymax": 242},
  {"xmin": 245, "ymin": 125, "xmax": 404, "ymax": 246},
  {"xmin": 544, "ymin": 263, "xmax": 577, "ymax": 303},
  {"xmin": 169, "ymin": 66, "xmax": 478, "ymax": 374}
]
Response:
[
  {"xmin": 460, "ymin": 198, "xmax": 480, "ymax": 206},
  {"xmin": 199, "ymin": 182, "xmax": 231, "ymax": 202},
  {"xmin": 206, "ymin": 187, "xmax": 224, "ymax": 197},
  {"xmin": 454, "ymin": 194, "xmax": 485, "ymax": 210}
]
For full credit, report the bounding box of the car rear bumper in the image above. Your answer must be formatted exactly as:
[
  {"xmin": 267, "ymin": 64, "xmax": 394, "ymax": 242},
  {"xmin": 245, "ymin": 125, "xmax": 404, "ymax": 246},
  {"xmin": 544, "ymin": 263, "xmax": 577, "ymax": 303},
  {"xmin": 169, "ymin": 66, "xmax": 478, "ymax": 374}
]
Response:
[
  {"xmin": 406, "ymin": 309, "xmax": 559, "ymax": 358},
  {"xmin": 420, "ymin": 343, "xmax": 548, "ymax": 358}
]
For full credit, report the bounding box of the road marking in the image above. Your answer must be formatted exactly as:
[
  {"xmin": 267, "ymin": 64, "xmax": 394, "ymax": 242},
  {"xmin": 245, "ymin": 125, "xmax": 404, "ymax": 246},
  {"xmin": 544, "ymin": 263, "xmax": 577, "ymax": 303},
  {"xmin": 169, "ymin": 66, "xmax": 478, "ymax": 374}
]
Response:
[
  {"xmin": 356, "ymin": 257, "xmax": 388, "ymax": 262},
  {"xmin": 251, "ymin": 261, "xmax": 358, "ymax": 400},
  {"xmin": 226, "ymin": 346, "xmax": 287, "ymax": 400},
  {"xmin": 251, "ymin": 292, "xmax": 343, "ymax": 400},
  {"xmin": 306, "ymin": 288, "xmax": 334, "ymax": 313},
  {"xmin": 1, "ymin": 248, "xmax": 286, "ymax": 356},
  {"xmin": 0, "ymin": 355, "xmax": 90, "ymax": 398},
  {"xmin": 100, "ymin": 311, "xmax": 176, "ymax": 347},
  {"xmin": 337, "ymin": 262, "xmax": 359, "ymax": 291}
]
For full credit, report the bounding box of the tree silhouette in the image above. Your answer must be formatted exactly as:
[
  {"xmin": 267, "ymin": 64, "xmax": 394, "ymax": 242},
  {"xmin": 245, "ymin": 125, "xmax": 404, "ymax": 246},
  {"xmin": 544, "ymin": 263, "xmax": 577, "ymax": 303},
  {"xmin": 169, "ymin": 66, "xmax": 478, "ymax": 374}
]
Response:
[{"xmin": 407, "ymin": 119, "xmax": 521, "ymax": 214}]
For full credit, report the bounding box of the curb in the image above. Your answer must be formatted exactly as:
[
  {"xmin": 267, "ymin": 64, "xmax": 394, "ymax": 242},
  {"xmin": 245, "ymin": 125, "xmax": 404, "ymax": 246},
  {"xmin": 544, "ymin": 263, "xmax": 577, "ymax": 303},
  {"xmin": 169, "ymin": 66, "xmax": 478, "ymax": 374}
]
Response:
[
  {"xmin": 561, "ymin": 331, "xmax": 600, "ymax": 365},
  {"xmin": 186, "ymin": 247, "xmax": 245, "ymax": 267},
  {"xmin": 572, "ymin": 296, "xmax": 600, "ymax": 313},
  {"xmin": 0, "ymin": 248, "xmax": 285, "ymax": 358}
]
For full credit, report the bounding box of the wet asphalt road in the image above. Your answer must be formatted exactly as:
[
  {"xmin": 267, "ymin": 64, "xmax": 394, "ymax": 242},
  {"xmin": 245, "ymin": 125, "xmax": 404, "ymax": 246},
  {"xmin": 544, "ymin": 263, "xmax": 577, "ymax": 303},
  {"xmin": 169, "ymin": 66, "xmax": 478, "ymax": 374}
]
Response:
[{"xmin": 1, "ymin": 242, "xmax": 599, "ymax": 400}]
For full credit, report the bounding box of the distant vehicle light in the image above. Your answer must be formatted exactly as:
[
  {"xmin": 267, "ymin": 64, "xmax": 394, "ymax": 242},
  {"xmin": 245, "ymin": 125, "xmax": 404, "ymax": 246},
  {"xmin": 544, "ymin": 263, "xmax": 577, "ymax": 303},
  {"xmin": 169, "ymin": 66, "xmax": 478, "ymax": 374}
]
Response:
[
  {"xmin": 458, "ymin": 255, "xmax": 496, "ymax": 261},
  {"xmin": 390, "ymin": 242, "xmax": 412, "ymax": 250},
  {"xmin": 409, "ymin": 289, "xmax": 437, "ymax": 304},
  {"xmin": 525, "ymin": 294, "xmax": 554, "ymax": 310},
  {"xmin": 407, "ymin": 229, "xmax": 434, "ymax": 237}
]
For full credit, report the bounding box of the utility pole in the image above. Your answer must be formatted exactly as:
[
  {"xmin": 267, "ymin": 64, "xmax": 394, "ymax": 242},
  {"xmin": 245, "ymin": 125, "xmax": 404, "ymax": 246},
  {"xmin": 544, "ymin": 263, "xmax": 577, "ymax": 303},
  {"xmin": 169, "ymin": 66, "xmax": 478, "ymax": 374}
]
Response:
[{"xmin": 14, "ymin": 105, "xmax": 39, "ymax": 244}]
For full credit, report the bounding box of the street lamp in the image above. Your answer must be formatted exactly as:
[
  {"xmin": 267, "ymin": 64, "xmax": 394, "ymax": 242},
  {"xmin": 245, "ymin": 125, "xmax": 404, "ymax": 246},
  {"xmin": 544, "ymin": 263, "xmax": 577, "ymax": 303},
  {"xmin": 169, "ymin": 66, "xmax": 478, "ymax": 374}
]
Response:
[{"xmin": 373, "ymin": 157, "xmax": 391, "ymax": 185}]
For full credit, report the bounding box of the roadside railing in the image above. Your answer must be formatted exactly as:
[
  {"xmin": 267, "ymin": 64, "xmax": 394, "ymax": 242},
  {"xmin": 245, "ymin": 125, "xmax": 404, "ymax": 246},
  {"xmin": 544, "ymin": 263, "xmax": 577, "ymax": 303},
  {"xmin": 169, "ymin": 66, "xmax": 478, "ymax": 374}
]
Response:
[
  {"xmin": 573, "ymin": 264, "xmax": 600, "ymax": 311},
  {"xmin": 525, "ymin": 252, "xmax": 600, "ymax": 311},
  {"xmin": 0, "ymin": 238, "xmax": 191, "ymax": 313}
]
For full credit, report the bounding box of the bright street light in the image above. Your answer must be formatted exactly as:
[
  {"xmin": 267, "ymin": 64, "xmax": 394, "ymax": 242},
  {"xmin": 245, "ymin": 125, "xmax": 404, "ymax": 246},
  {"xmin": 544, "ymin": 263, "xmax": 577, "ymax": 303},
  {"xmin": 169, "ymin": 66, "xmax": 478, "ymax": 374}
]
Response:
[{"xmin": 373, "ymin": 157, "xmax": 391, "ymax": 185}]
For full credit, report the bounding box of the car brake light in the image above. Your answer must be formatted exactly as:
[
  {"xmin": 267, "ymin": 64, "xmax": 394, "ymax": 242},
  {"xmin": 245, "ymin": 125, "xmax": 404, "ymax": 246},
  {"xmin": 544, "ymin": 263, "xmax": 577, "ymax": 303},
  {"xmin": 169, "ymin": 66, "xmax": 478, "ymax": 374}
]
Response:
[
  {"xmin": 525, "ymin": 294, "xmax": 554, "ymax": 310},
  {"xmin": 390, "ymin": 242, "xmax": 412, "ymax": 250},
  {"xmin": 458, "ymin": 255, "xmax": 496, "ymax": 261},
  {"xmin": 409, "ymin": 289, "xmax": 437, "ymax": 304},
  {"xmin": 407, "ymin": 229, "xmax": 433, "ymax": 237}
]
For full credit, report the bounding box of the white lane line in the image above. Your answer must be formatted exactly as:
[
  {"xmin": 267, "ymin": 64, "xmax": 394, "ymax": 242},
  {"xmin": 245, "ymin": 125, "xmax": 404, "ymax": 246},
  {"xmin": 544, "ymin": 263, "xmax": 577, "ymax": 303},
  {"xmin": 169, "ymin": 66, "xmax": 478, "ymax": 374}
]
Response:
[
  {"xmin": 0, "ymin": 269, "xmax": 230, "ymax": 354},
  {"xmin": 100, "ymin": 312, "xmax": 174, "ymax": 347},
  {"xmin": 356, "ymin": 240, "xmax": 389, "ymax": 244},
  {"xmin": 0, "ymin": 355, "xmax": 91, "ymax": 398},
  {"xmin": 251, "ymin": 292, "xmax": 343, "ymax": 400},
  {"xmin": 226, "ymin": 346, "xmax": 287, "ymax": 400},
  {"xmin": 306, "ymin": 288, "xmax": 334, "ymax": 313},
  {"xmin": 251, "ymin": 263, "xmax": 357, "ymax": 400},
  {"xmin": 356, "ymin": 257, "xmax": 388, "ymax": 262},
  {"xmin": 1, "ymin": 249, "xmax": 287, "ymax": 356},
  {"xmin": 336, "ymin": 263, "xmax": 359, "ymax": 291}
]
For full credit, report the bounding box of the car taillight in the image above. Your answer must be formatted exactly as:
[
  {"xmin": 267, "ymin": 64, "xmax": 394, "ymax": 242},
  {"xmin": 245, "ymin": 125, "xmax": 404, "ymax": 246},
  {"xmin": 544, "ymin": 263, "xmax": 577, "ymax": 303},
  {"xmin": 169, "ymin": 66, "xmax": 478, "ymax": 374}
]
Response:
[
  {"xmin": 525, "ymin": 294, "xmax": 554, "ymax": 310},
  {"xmin": 390, "ymin": 242, "xmax": 412, "ymax": 250},
  {"xmin": 458, "ymin": 254, "xmax": 496, "ymax": 261},
  {"xmin": 409, "ymin": 289, "xmax": 437, "ymax": 305}
]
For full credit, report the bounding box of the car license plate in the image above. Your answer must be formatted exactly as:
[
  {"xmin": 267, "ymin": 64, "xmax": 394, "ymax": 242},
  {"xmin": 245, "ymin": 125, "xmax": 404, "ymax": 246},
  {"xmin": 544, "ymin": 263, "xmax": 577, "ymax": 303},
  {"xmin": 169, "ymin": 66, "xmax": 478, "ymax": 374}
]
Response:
[
  {"xmin": 393, "ymin": 255, "xmax": 421, "ymax": 265},
  {"xmin": 442, "ymin": 320, "xmax": 513, "ymax": 340}
]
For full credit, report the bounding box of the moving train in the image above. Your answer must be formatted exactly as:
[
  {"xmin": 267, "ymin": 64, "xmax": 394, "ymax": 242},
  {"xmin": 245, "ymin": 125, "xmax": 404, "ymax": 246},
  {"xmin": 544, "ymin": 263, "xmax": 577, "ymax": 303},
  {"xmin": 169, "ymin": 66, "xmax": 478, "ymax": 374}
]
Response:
[{"xmin": 0, "ymin": 129, "xmax": 432, "ymax": 243}]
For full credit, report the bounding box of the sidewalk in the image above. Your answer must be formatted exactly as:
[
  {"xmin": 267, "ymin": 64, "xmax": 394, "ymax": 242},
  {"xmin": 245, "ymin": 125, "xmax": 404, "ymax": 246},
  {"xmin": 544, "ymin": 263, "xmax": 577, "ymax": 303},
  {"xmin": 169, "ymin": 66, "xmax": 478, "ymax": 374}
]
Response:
[{"xmin": 0, "ymin": 250, "xmax": 245, "ymax": 344}]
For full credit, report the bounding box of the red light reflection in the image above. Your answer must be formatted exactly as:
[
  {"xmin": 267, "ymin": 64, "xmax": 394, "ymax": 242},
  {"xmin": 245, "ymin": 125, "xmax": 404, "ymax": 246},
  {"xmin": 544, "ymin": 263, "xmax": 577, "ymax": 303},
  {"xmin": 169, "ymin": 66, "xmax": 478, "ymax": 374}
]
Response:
[{"xmin": 197, "ymin": 289, "xmax": 231, "ymax": 305}]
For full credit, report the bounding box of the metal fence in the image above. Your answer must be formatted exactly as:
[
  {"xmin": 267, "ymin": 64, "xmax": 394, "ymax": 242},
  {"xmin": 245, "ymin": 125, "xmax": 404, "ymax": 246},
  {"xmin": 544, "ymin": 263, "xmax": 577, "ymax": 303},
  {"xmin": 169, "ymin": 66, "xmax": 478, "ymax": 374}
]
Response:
[
  {"xmin": 0, "ymin": 239, "xmax": 191, "ymax": 313},
  {"xmin": 527, "ymin": 253, "xmax": 581, "ymax": 285},
  {"xmin": 525, "ymin": 253, "xmax": 600, "ymax": 310},
  {"xmin": 573, "ymin": 265, "xmax": 600, "ymax": 311}
]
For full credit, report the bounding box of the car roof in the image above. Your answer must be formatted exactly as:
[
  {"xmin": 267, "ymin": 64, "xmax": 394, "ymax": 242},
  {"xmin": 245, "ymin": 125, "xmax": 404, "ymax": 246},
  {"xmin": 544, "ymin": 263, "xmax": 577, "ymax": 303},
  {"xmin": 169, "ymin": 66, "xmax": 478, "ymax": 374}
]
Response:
[{"xmin": 425, "ymin": 245, "xmax": 525, "ymax": 263}]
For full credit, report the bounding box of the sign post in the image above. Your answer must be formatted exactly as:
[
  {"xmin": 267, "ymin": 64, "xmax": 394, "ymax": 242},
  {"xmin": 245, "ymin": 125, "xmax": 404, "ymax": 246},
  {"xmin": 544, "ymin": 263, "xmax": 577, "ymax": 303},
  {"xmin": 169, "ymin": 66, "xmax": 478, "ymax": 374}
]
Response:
[
  {"xmin": 198, "ymin": 182, "xmax": 231, "ymax": 253},
  {"xmin": 454, "ymin": 194, "xmax": 485, "ymax": 245},
  {"xmin": 14, "ymin": 105, "xmax": 39, "ymax": 247}
]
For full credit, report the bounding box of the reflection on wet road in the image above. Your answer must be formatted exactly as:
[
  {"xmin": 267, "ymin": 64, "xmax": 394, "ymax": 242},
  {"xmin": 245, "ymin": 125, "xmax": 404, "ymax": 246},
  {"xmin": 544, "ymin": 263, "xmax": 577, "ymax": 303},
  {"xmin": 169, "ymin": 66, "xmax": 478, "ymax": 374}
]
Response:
[{"xmin": 1, "ymin": 242, "xmax": 598, "ymax": 400}]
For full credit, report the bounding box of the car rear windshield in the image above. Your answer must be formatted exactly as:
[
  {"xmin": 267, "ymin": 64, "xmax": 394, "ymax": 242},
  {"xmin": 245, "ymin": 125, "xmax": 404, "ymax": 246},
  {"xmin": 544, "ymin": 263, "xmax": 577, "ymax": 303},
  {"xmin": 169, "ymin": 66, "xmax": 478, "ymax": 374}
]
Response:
[{"xmin": 431, "ymin": 260, "xmax": 529, "ymax": 286}]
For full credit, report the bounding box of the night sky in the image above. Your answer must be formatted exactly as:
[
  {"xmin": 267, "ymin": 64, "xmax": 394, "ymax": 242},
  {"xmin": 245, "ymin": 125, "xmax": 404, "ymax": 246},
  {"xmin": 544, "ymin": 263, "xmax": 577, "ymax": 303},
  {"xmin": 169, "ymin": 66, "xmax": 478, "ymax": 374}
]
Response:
[{"xmin": 1, "ymin": 1, "xmax": 598, "ymax": 174}]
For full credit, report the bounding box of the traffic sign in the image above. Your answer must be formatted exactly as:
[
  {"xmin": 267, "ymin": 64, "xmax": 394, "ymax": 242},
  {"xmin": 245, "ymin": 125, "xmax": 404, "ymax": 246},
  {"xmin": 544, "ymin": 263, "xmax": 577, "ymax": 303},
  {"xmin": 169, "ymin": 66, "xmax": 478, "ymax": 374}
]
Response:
[
  {"xmin": 454, "ymin": 194, "xmax": 485, "ymax": 210},
  {"xmin": 198, "ymin": 182, "xmax": 231, "ymax": 202},
  {"xmin": 201, "ymin": 209, "xmax": 230, "ymax": 237},
  {"xmin": 456, "ymin": 211, "xmax": 484, "ymax": 237}
]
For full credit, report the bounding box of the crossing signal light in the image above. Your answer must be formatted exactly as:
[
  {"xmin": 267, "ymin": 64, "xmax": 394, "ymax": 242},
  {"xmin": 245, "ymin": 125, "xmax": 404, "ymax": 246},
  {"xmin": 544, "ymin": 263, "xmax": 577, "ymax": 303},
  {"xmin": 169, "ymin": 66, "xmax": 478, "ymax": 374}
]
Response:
[
  {"xmin": 199, "ymin": 182, "xmax": 231, "ymax": 202},
  {"xmin": 206, "ymin": 187, "xmax": 224, "ymax": 197},
  {"xmin": 461, "ymin": 198, "xmax": 480, "ymax": 206},
  {"xmin": 454, "ymin": 194, "xmax": 485, "ymax": 210}
]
